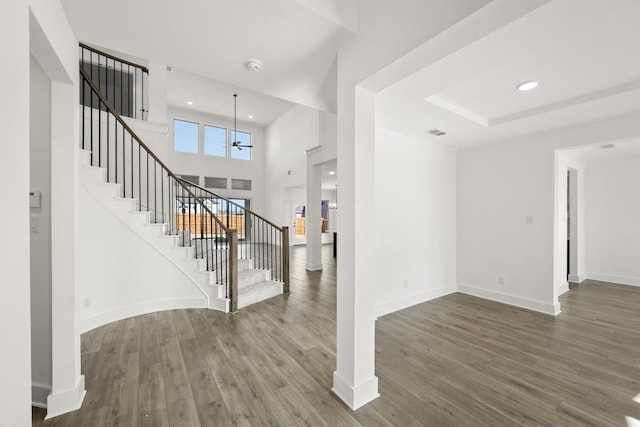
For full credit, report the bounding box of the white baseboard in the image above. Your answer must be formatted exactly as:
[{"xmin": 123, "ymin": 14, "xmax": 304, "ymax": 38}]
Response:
[
  {"xmin": 45, "ymin": 376, "xmax": 86, "ymax": 420},
  {"xmin": 80, "ymin": 297, "xmax": 206, "ymax": 333},
  {"xmin": 375, "ymin": 285, "xmax": 456, "ymax": 318},
  {"xmin": 32, "ymin": 382, "xmax": 51, "ymax": 408},
  {"xmin": 305, "ymin": 263, "xmax": 323, "ymax": 271},
  {"xmin": 558, "ymin": 282, "xmax": 570, "ymax": 296},
  {"xmin": 458, "ymin": 284, "xmax": 560, "ymax": 316},
  {"xmin": 586, "ymin": 272, "xmax": 640, "ymax": 287},
  {"xmin": 332, "ymin": 371, "xmax": 379, "ymax": 410},
  {"xmin": 568, "ymin": 274, "xmax": 586, "ymax": 283}
]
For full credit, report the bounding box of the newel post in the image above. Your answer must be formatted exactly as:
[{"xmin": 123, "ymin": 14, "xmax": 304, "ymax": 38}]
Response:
[
  {"xmin": 282, "ymin": 226, "xmax": 290, "ymax": 293},
  {"xmin": 229, "ymin": 230, "xmax": 238, "ymax": 313}
]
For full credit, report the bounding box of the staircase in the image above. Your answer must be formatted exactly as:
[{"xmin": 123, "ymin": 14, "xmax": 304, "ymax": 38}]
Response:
[{"xmin": 78, "ymin": 43, "xmax": 289, "ymax": 313}]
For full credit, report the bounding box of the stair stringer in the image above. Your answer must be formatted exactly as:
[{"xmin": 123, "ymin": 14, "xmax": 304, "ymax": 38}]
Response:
[{"xmin": 79, "ymin": 151, "xmax": 230, "ymax": 313}]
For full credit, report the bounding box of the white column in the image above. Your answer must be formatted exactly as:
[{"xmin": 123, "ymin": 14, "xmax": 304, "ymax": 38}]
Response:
[
  {"xmin": 568, "ymin": 169, "xmax": 578, "ymax": 278},
  {"xmin": 306, "ymin": 162, "xmax": 323, "ymax": 270},
  {"xmin": 147, "ymin": 61, "xmax": 168, "ymax": 124},
  {"xmin": 47, "ymin": 78, "xmax": 86, "ymax": 418},
  {"xmin": 0, "ymin": 4, "xmax": 32, "ymax": 426},
  {"xmin": 332, "ymin": 86, "xmax": 379, "ymax": 409}
]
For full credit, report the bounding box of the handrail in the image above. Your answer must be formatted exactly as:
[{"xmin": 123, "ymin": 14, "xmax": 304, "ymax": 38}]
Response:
[
  {"xmin": 80, "ymin": 42, "xmax": 149, "ymax": 73},
  {"xmin": 80, "ymin": 63, "xmax": 230, "ymax": 235},
  {"xmin": 80, "ymin": 62, "xmax": 238, "ymax": 309},
  {"xmin": 79, "ymin": 42, "xmax": 289, "ymax": 309},
  {"xmin": 176, "ymin": 178, "xmax": 290, "ymax": 290},
  {"xmin": 175, "ymin": 177, "xmax": 283, "ymax": 232}
]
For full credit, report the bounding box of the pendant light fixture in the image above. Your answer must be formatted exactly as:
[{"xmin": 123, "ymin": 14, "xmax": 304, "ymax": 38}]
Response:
[{"xmin": 231, "ymin": 94, "xmax": 253, "ymax": 151}]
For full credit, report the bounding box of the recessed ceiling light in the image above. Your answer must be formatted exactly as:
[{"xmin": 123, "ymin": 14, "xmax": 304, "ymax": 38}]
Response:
[
  {"xmin": 248, "ymin": 114, "xmax": 254, "ymax": 119},
  {"xmin": 599, "ymin": 144, "xmax": 615, "ymax": 149},
  {"xmin": 427, "ymin": 129, "xmax": 446, "ymax": 136},
  {"xmin": 187, "ymin": 101, "xmax": 193, "ymax": 105},
  {"xmin": 329, "ymin": 171, "xmax": 335, "ymax": 175},
  {"xmin": 516, "ymin": 81, "xmax": 538, "ymax": 91}
]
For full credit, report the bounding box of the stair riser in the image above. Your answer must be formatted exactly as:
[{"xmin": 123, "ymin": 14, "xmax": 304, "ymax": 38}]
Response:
[
  {"xmin": 238, "ymin": 281, "xmax": 283, "ymax": 309},
  {"xmin": 80, "ymin": 150, "xmax": 281, "ymax": 312}
]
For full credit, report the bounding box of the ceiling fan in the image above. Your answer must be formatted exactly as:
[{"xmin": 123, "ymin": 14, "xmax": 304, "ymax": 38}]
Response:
[{"xmin": 231, "ymin": 94, "xmax": 253, "ymax": 150}]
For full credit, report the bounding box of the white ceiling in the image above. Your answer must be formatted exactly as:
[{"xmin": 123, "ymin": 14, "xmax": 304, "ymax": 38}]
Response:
[
  {"xmin": 166, "ymin": 68, "xmax": 295, "ymax": 127},
  {"xmin": 62, "ymin": 0, "xmax": 640, "ymax": 149},
  {"xmin": 61, "ymin": 0, "xmax": 356, "ymax": 118},
  {"xmin": 377, "ymin": 0, "xmax": 640, "ymax": 149},
  {"xmin": 319, "ymin": 158, "xmax": 337, "ymax": 190},
  {"xmin": 562, "ymin": 138, "xmax": 640, "ymax": 164}
]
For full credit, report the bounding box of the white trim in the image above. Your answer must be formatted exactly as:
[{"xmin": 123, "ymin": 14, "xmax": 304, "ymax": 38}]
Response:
[
  {"xmin": 45, "ymin": 376, "xmax": 86, "ymax": 420},
  {"xmin": 332, "ymin": 371, "xmax": 379, "ymax": 410},
  {"xmin": 568, "ymin": 274, "xmax": 586, "ymax": 283},
  {"xmin": 558, "ymin": 282, "xmax": 570, "ymax": 296},
  {"xmin": 305, "ymin": 145, "xmax": 323, "ymax": 155},
  {"xmin": 458, "ymin": 284, "xmax": 560, "ymax": 316},
  {"xmin": 80, "ymin": 297, "xmax": 206, "ymax": 333},
  {"xmin": 122, "ymin": 116, "xmax": 169, "ymax": 135},
  {"xmin": 305, "ymin": 263, "xmax": 323, "ymax": 271},
  {"xmin": 586, "ymin": 272, "xmax": 640, "ymax": 287},
  {"xmin": 375, "ymin": 285, "xmax": 456, "ymax": 317},
  {"xmin": 32, "ymin": 382, "xmax": 51, "ymax": 408}
]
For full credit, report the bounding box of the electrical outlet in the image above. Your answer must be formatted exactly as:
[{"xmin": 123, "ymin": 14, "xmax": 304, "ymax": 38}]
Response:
[
  {"xmin": 403, "ymin": 280, "xmax": 408, "ymax": 289},
  {"xmin": 498, "ymin": 276, "xmax": 505, "ymax": 285},
  {"xmin": 82, "ymin": 297, "xmax": 92, "ymax": 308}
]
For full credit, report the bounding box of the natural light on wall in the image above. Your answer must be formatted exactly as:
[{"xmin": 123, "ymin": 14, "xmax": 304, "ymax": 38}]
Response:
[{"xmin": 627, "ymin": 393, "xmax": 640, "ymax": 427}]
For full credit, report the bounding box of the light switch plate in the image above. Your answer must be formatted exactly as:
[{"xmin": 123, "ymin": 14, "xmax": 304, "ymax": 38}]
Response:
[{"xmin": 30, "ymin": 191, "xmax": 41, "ymax": 208}]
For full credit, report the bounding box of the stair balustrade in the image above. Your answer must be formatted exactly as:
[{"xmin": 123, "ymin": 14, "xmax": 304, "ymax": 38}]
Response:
[
  {"xmin": 176, "ymin": 178, "xmax": 290, "ymax": 296},
  {"xmin": 78, "ymin": 43, "xmax": 289, "ymax": 312}
]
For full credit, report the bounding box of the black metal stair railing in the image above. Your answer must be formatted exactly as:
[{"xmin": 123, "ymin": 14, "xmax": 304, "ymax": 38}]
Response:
[
  {"xmin": 79, "ymin": 43, "xmax": 148, "ymax": 120},
  {"xmin": 176, "ymin": 178, "xmax": 290, "ymax": 294},
  {"xmin": 79, "ymin": 60, "xmax": 241, "ymax": 310}
]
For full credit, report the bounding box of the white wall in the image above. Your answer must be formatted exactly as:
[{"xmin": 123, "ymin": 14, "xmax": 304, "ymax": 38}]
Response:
[
  {"xmin": 457, "ymin": 114, "xmax": 640, "ymax": 315},
  {"xmin": 78, "ymin": 185, "xmax": 206, "ymax": 332},
  {"xmin": 555, "ymin": 153, "xmax": 586, "ymax": 293},
  {"xmin": 166, "ymin": 107, "xmax": 266, "ymax": 215},
  {"xmin": 585, "ymin": 155, "xmax": 640, "ymax": 286},
  {"xmin": 264, "ymin": 105, "xmax": 319, "ymax": 226},
  {"xmin": 0, "ymin": 4, "xmax": 32, "ymax": 425},
  {"xmin": 374, "ymin": 129, "xmax": 457, "ymax": 317},
  {"xmin": 30, "ymin": 54, "xmax": 53, "ymax": 408}
]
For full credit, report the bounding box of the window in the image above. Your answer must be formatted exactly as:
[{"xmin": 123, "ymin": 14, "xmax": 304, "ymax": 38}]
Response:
[
  {"xmin": 204, "ymin": 125, "xmax": 226, "ymax": 157},
  {"xmin": 230, "ymin": 130, "xmax": 252, "ymax": 160},
  {"xmin": 205, "ymin": 176, "xmax": 227, "ymax": 189},
  {"xmin": 173, "ymin": 119, "xmax": 198, "ymax": 153},
  {"xmin": 178, "ymin": 174, "xmax": 200, "ymax": 185},
  {"xmin": 231, "ymin": 178, "xmax": 252, "ymax": 191}
]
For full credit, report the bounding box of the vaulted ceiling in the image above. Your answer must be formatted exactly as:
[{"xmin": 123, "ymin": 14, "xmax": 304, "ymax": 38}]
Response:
[{"xmin": 61, "ymin": 0, "xmax": 356, "ymax": 117}]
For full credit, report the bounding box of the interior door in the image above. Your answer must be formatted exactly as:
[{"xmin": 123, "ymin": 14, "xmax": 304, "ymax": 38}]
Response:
[{"xmin": 292, "ymin": 202, "xmax": 306, "ymax": 245}]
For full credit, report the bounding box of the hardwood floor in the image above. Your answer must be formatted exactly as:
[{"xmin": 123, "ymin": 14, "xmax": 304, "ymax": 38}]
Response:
[{"xmin": 36, "ymin": 246, "xmax": 640, "ymax": 426}]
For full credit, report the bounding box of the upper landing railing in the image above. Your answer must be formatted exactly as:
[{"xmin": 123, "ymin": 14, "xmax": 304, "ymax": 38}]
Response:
[{"xmin": 80, "ymin": 42, "xmax": 148, "ymax": 121}]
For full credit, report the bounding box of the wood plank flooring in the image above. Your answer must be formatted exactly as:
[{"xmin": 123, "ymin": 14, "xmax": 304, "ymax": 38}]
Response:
[{"xmin": 35, "ymin": 246, "xmax": 640, "ymax": 426}]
